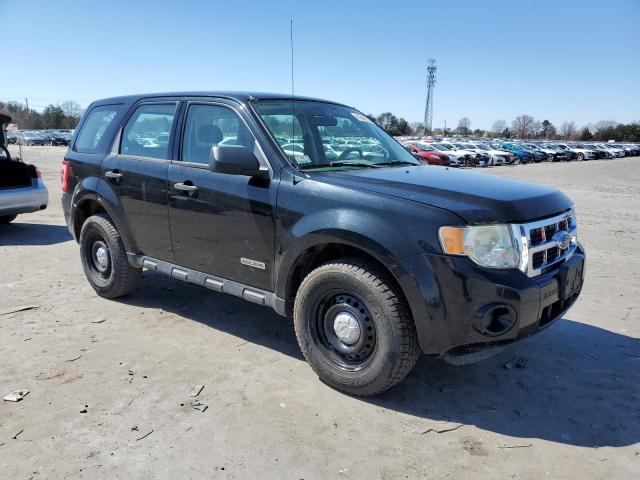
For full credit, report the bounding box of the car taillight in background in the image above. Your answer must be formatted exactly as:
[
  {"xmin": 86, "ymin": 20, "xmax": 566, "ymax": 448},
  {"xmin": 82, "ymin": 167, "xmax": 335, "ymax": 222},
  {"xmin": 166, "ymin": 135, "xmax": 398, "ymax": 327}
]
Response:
[{"xmin": 61, "ymin": 159, "xmax": 70, "ymax": 193}]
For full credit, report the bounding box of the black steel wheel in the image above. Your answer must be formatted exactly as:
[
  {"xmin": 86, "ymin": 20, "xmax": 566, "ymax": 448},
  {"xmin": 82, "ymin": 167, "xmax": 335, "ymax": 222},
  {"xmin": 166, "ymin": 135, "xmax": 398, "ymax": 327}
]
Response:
[
  {"xmin": 79, "ymin": 214, "xmax": 141, "ymax": 298},
  {"xmin": 311, "ymin": 292, "xmax": 377, "ymax": 371}
]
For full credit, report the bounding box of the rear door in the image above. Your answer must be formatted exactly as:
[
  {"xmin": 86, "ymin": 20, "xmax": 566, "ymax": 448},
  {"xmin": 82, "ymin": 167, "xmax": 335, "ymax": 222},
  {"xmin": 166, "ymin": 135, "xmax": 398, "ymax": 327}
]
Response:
[
  {"xmin": 168, "ymin": 100, "xmax": 278, "ymax": 291},
  {"xmin": 100, "ymin": 101, "xmax": 179, "ymax": 261}
]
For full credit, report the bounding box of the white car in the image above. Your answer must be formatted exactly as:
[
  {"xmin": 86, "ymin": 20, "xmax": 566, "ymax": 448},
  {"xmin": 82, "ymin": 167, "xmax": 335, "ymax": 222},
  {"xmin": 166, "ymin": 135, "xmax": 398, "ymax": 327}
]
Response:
[
  {"xmin": 476, "ymin": 144, "xmax": 517, "ymax": 164},
  {"xmin": 431, "ymin": 143, "xmax": 487, "ymax": 167},
  {"xmin": 556, "ymin": 143, "xmax": 596, "ymax": 161},
  {"xmin": 430, "ymin": 143, "xmax": 469, "ymax": 166},
  {"xmin": 456, "ymin": 142, "xmax": 518, "ymax": 166},
  {"xmin": 599, "ymin": 144, "xmax": 625, "ymax": 157}
]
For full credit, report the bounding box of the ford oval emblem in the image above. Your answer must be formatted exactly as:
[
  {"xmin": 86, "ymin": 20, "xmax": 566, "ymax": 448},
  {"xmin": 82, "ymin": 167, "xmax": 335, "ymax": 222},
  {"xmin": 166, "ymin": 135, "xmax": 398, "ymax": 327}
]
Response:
[{"xmin": 554, "ymin": 230, "xmax": 571, "ymax": 250}]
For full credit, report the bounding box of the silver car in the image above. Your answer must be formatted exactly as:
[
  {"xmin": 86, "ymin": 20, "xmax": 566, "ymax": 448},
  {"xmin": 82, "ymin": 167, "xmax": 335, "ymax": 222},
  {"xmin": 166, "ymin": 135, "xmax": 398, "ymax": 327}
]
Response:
[{"xmin": 0, "ymin": 156, "xmax": 49, "ymax": 224}]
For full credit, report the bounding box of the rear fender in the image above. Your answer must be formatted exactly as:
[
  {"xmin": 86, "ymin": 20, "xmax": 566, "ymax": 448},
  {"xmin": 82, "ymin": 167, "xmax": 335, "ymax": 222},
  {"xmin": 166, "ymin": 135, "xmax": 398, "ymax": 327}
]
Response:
[{"xmin": 71, "ymin": 177, "xmax": 138, "ymax": 253}]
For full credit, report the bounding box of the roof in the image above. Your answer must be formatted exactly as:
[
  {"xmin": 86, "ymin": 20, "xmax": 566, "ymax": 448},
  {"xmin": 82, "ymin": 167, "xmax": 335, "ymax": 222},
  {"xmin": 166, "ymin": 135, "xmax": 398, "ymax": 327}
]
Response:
[{"xmin": 93, "ymin": 91, "xmax": 348, "ymax": 107}]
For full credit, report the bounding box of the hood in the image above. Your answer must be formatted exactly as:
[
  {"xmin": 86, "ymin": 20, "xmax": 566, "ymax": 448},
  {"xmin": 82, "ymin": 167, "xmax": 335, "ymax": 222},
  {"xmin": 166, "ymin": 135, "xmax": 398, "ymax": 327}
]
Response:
[
  {"xmin": 312, "ymin": 166, "xmax": 572, "ymax": 224},
  {"xmin": 450, "ymin": 149, "xmax": 478, "ymax": 156}
]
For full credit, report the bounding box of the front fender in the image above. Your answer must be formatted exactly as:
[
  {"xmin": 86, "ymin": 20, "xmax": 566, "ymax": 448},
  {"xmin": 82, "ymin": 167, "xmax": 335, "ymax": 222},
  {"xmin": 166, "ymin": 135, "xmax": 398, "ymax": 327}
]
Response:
[{"xmin": 274, "ymin": 205, "xmax": 421, "ymax": 313}]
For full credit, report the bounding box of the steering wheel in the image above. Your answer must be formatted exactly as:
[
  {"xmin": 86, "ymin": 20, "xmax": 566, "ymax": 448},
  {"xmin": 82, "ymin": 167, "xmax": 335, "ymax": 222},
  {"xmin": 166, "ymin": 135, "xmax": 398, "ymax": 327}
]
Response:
[{"xmin": 337, "ymin": 147, "xmax": 364, "ymax": 160}]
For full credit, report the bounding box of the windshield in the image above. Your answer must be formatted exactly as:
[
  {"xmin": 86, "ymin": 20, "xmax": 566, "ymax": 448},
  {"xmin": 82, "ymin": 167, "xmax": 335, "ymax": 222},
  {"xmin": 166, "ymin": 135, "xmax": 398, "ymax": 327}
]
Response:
[
  {"xmin": 253, "ymin": 100, "xmax": 419, "ymax": 170},
  {"xmin": 417, "ymin": 143, "xmax": 435, "ymax": 151},
  {"xmin": 432, "ymin": 143, "xmax": 454, "ymax": 151}
]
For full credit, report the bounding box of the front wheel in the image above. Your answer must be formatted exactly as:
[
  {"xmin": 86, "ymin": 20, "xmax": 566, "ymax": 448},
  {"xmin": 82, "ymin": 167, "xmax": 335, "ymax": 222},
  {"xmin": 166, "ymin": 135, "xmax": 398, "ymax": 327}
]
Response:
[
  {"xmin": 576, "ymin": 153, "xmax": 584, "ymax": 161},
  {"xmin": 294, "ymin": 259, "xmax": 420, "ymax": 396},
  {"xmin": 79, "ymin": 214, "xmax": 141, "ymax": 298}
]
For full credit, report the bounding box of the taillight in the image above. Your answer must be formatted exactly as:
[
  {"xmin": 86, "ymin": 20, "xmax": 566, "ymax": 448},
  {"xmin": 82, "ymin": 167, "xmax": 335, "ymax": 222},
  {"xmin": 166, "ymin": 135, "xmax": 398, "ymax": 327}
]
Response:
[
  {"xmin": 61, "ymin": 159, "xmax": 70, "ymax": 193},
  {"xmin": 28, "ymin": 164, "xmax": 42, "ymax": 178}
]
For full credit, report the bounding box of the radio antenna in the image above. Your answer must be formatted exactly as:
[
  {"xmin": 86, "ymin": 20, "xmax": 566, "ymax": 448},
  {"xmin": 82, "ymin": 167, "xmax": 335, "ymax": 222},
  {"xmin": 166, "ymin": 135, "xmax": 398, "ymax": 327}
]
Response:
[
  {"xmin": 290, "ymin": 19, "xmax": 295, "ymax": 99},
  {"xmin": 290, "ymin": 19, "xmax": 295, "ymax": 143}
]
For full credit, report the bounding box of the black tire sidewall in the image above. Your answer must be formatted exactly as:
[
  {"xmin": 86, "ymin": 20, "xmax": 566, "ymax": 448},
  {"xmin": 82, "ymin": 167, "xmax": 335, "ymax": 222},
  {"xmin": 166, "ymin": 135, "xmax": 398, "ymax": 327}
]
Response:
[
  {"xmin": 295, "ymin": 265, "xmax": 412, "ymax": 395},
  {"xmin": 80, "ymin": 217, "xmax": 116, "ymax": 291}
]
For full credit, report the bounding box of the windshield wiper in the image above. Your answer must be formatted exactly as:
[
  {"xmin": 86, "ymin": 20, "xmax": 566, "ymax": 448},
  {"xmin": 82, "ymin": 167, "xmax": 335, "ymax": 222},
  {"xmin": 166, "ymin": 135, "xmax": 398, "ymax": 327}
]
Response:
[
  {"xmin": 298, "ymin": 161, "xmax": 383, "ymax": 170},
  {"xmin": 375, "ymin": 160, "xmax": 418, "ymax": 167}
]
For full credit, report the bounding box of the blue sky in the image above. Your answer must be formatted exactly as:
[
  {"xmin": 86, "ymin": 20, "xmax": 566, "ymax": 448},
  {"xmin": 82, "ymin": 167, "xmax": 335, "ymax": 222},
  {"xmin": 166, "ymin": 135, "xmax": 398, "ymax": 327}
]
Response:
[{"xmin": 1, "ymin": 0, "xmax": 638, "ymax": 129}]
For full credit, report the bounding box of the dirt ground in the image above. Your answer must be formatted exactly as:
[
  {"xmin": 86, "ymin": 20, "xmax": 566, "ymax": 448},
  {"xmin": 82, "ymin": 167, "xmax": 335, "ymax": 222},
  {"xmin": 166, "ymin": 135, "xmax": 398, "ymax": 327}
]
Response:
[{"xmin": 1, "ymin": 146, "xmax": 639, "ymax": 480}]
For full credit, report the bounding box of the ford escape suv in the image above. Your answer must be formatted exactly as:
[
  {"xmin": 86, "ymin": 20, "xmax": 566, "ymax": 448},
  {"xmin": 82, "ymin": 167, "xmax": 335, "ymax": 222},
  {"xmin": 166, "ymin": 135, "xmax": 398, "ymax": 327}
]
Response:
[{"xmin": 62, "ymin": 92, "xmax": 585, "ymax": 395}]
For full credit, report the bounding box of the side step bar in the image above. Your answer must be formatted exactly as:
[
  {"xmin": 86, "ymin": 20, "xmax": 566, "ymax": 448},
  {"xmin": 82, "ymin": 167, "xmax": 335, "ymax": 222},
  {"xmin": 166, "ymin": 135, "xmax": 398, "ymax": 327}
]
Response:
[{"xmin": 128, "ymin": 253, "xmax": 279, "ymax": 311}]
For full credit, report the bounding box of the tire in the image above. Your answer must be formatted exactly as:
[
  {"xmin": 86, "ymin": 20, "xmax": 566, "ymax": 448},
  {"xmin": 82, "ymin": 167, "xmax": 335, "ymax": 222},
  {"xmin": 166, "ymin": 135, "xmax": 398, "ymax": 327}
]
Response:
[
  {"xmin": 0, "ymin": 214, "xmax": 17, "ymax": 224},
  {"xmin": 293, "ymin": 258, "xmax": 420, "ymax": 396},
  {"xmin": 79, "ymin": 213, "xmax": 141, "ymax": 298},
  {"xmin": 576, "ymin": 153, "xmax": 584, "ymax": 161}
]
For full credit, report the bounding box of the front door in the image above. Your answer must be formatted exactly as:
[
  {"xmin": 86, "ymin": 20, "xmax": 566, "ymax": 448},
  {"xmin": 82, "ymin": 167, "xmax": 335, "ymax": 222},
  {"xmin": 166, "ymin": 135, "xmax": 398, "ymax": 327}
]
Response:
[
  {"xmin": 168, "ymin": 101, "xmax": 277, "ymax": 291},
  {"xmin": 100, "ymin": 102, "xmax": 178, "ymax": 262}
]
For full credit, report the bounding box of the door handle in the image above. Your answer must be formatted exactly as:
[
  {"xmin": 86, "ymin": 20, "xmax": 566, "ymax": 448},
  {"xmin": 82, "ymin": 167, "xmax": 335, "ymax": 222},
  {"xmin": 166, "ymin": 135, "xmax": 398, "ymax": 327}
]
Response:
[
  {"xmin": 174, "ymin": 182, "xmax": 199, "ymax": 194},
  {"xmin": 105, "ymin": 170, "xmax": 123, "ymax": 180}
]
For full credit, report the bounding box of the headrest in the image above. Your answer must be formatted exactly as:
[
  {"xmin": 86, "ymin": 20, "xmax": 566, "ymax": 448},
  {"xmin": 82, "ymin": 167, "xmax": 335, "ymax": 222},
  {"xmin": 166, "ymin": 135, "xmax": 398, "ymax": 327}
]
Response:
[{"xmin": 197, "ymin": 124, "xmax": 223, "ymax": 144}]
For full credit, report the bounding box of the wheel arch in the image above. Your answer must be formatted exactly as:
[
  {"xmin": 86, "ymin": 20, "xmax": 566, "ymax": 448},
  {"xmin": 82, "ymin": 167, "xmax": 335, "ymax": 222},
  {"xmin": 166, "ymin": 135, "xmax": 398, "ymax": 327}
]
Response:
[
  {"xmin": 72, "ymin": 182, "xmax": 137, "ymax": 253},
  {"xmin": 278, "ymin": 234, "xmax": 411, "ymax": 321}
]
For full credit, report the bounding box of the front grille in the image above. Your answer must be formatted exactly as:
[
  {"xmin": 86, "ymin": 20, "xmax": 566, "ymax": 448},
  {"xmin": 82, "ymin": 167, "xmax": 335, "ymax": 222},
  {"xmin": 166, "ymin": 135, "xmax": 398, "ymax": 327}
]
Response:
[
  {"xmin": 529, "ymin": 217, "xmax": 571, "ymax": 247},
  {"xmin": 532, "ymin": 251, "xmax": 545, "ymax": 269},
  {"xmin": 517, "ymin": 210, "xmax": 577, "ymax": 277}
]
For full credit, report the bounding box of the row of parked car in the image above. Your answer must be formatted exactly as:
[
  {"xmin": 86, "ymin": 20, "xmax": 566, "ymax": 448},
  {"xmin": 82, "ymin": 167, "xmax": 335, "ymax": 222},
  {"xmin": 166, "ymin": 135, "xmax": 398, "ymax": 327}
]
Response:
[
  {"xmin": 7, "ymin": 129, "xmax": 74, "ymax": 146},
  {"xmin": 401, "ymin": 139, "xmax": 640, "ymax": 167}
]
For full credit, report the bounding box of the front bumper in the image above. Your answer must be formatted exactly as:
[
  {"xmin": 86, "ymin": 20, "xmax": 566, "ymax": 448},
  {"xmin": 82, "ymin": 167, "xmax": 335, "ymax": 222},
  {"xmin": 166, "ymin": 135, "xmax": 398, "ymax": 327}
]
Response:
[
  {"xmin": 394, "ymin": 244, "xmax": 585, "ymax": 357},
  {"xmin": 0, "ymin": 180, "xmax": 48, "ymax": 216}
]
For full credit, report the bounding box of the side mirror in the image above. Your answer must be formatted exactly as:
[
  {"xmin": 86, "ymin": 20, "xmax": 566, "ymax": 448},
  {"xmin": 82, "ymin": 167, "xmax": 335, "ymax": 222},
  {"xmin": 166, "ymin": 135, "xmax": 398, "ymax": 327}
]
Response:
[{"xmin": 209, "ymin": 145, "xmax": 268, "ymax": 178}]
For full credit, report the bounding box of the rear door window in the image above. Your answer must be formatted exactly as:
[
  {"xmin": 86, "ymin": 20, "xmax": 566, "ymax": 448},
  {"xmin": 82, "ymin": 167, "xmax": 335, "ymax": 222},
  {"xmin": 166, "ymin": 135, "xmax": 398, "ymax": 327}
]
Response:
[
  {"xmin": 74, "ymin": 105, "xmax": 122, "ymax": 153},
  {"xmin": 120, "ymin": 103, "xmax": 177, "ymax": 160}
]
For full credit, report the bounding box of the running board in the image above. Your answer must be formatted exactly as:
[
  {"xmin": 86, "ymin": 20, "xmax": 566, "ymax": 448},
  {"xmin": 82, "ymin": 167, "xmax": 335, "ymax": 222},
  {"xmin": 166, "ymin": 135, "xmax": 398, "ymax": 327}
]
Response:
[{"xmin": 127, "ymin": 253, "xmax": 279, "ymax": 310}]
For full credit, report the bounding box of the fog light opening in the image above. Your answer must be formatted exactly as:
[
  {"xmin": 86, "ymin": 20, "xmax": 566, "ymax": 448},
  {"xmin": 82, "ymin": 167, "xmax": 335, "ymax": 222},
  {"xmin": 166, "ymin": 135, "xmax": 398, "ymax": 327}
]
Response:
[{"xmin": 473, "ymin": 304, "xmax": 517, "ymax": 337}]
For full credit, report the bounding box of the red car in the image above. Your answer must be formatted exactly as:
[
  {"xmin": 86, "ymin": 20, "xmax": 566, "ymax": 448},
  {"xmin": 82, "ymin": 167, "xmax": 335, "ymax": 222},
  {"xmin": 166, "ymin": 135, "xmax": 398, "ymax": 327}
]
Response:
[{"xmin": 403, "ymin": 142, "xmax": 450, "ymax": 166}]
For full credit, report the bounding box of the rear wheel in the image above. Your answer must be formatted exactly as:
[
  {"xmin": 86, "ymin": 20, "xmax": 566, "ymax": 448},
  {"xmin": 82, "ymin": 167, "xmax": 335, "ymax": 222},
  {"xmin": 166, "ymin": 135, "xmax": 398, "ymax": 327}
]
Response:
[
  {"xmin": 0, "ymin": 214, "xmax": 17, "ymax": 224},
  {"xmin": 79, "ymin": 214, "xmax": 141, "ymax": 298},
  {"xmin": 294, "ymin": 258, "xmax": 420, "ymax": 396}
]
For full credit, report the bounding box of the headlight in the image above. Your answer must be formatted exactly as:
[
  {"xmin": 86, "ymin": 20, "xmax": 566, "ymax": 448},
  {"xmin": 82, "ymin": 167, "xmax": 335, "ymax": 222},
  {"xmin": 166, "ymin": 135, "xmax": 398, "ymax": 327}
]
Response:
[{"xmin": 439, "ymin": 225, "xmax": 520, "ymax": 269}]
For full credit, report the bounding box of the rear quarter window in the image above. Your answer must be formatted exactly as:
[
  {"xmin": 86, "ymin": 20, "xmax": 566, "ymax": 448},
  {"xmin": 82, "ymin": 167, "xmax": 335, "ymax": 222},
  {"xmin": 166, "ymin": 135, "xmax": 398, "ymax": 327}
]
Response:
[{"xmin": 74, "ymin": 105, "xmax": 123, "ymax": 153}]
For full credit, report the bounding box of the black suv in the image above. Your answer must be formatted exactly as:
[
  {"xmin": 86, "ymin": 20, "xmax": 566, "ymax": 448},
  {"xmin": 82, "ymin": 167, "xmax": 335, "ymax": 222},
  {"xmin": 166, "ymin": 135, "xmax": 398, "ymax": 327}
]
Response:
[{"xmin": 62, "ymin": 92, "xmax": 585, "ymax": 395}]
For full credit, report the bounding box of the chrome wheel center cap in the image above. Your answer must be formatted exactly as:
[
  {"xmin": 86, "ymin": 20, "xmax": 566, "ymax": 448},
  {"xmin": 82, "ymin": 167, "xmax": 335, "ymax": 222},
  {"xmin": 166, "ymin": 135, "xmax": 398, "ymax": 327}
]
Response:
[
  {"xmin": 333, "ymin": 312, "xmax": 361, "ymax": 344},
  {"xmin": 95, "ymin": 247, "xmax": 109, "ymax": 268}
]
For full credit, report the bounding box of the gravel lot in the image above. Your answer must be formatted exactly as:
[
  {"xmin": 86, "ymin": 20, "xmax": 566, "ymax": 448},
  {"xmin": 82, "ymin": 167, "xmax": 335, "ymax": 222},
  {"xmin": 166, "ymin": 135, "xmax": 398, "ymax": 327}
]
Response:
[{"xmin": 1, "ymin": 146, "xmax": 639, "ymax": 479}]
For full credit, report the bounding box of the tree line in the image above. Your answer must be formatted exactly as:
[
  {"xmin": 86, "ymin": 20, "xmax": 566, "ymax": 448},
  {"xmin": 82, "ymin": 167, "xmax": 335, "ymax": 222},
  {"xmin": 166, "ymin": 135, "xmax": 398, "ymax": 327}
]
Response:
[
  {"xmin": 0, "ymin": 100, "xmax": 83, "ymax": 130},
  {"xmin": 3, "ymin": 99, "xmax": 638, "ymax": 142},
  {"xmin": 366, "ymin": 112, "xmax": 640, "ymax": 142}
]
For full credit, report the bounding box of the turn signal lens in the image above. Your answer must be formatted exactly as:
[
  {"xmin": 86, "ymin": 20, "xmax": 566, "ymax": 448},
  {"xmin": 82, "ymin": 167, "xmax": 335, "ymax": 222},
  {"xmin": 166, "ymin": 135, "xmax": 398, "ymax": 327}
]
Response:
[{"xmin": 438, "ymin": 227, "xmax": 465, "ymax": 255}]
